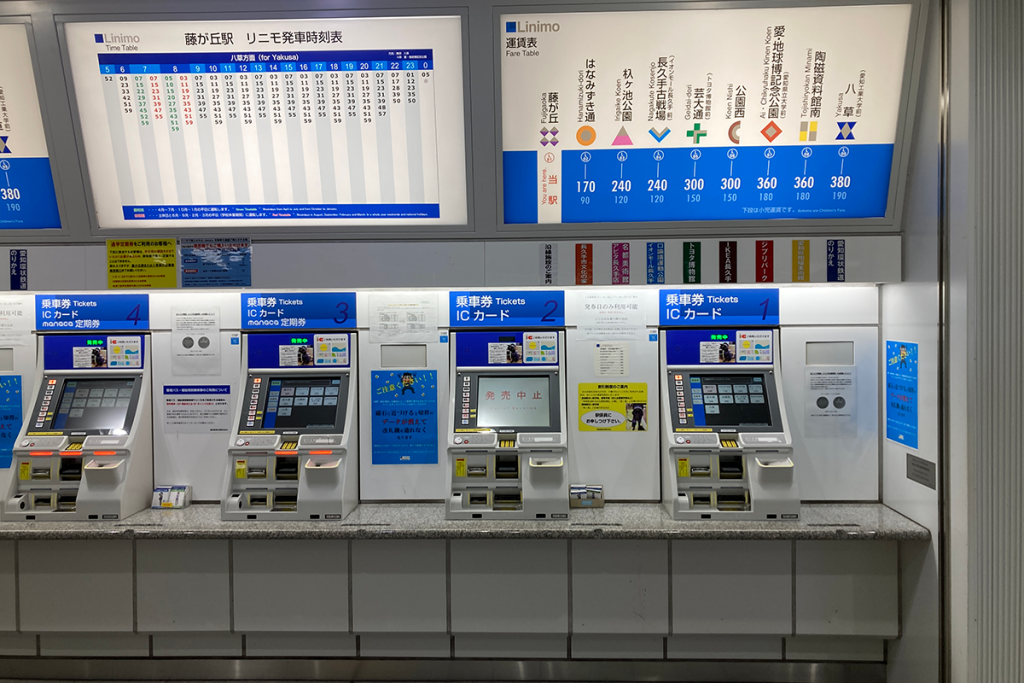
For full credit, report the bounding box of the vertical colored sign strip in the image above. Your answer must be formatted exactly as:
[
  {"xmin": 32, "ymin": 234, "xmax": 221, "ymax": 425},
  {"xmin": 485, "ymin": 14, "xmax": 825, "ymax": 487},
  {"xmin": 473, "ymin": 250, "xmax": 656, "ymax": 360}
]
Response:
[
  {"xmin": 646, "ymin": 242, "xmax": 665, "ymax": 284},
  {"xmin": 684, "ymin": 242, "xmax": 701, "ymax": 284},
  {"xmin": 576, "ymin": 243, "xmax": 593, "ymax": 285},
  {"xmin": 792, "ymin": 240, "xmax": 811, "ymax": 282},
  {"xmin": 756, "ymin": 240, "xmax": 774, "ymax": 283},
  {"xmin": 611, "ymin": 242, "xmax": 630, "ymax": 284},
  {"xmin": 718, "ymin": 241, "xmax": 737, "ymax": 283},
  {"xmin": 540, "ymin": 242, "xmax": 557, "ymax": 285},
  {"xmin": 9, "ymin": 249, "xmax": 27, "ymax": 290},
  {"xmin": 827, "ymin": 239, "xmax": 846, "ymax": 282}
]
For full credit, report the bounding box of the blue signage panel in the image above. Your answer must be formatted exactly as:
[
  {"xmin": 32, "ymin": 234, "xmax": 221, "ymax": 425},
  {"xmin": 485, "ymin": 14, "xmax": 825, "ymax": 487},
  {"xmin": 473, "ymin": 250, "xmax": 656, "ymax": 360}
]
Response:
[
  {"xmin": 449, "ymin": 291, "xmax": 565, "ymax": 328},
  {"xmin": 0, "ymin": 158, "xmax": 61, "ymax": 230},
  {"xmin": 371, "ymin": 370, "xmax": 438, "ymax": 465},
  {"xmin": 659, "ymin": 289, "xmax": 779, "ymax": 326},
  {"xmin": 242, "ymin": 292, "xmax": 356, "ymax": 330},
  {"xmin": 885, "ymin": 340, "xmax": 918, "ymax": 449},
  {"xmin": 180, "ymin": 238, "xmax": 252, "ymax": 288},
  {"xmin": 0, "ymin": 376, "xmax": 22, "ymax": 469},
  {"xmin": 503, "ymin": 145, "xmax": 893, "ymax": 223},
  {"xmin": 35, "ymin": 294, "xmax": 149, "ymax": 331}
]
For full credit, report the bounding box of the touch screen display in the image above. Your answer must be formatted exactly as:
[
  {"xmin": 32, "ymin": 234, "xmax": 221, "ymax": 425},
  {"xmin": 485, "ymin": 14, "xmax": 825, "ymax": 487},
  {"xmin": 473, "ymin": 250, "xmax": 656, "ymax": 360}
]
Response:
[
  {"xmin": 52, "ymin": 378, "xmax": 137, "ymax": 432},
  {"xmin": 692, "ymin": 374, "xmax": 772, "ymax": 427},
  {"xmin": 263, "ymin": 376, "xmax": 344, "ymax": 430},
  {"xmin": 476, "ymin": 376, "xmax": 551, "ymax": 428}
]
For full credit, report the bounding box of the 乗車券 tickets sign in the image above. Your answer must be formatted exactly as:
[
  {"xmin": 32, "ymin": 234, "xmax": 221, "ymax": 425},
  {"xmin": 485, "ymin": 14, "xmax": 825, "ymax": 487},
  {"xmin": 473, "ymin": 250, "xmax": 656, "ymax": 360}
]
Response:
[{"xmin": 501, "ymin": 5, "xmax": 913, "ymax": 225}]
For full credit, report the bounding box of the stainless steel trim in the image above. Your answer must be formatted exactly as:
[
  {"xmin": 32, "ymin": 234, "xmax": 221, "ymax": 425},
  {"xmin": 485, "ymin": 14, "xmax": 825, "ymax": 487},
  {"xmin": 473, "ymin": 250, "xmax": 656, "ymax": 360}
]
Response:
[{"xmin": 0, "ymin": 657, "xmax": 886, "ymax": 682}]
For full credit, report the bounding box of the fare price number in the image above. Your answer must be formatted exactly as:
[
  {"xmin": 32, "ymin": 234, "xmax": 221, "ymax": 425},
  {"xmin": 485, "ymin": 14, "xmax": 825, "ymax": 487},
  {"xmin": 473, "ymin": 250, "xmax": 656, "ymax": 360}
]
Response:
[{"xmin": 2, "ymin": 187, "xmax": 21, "ymax": 212}]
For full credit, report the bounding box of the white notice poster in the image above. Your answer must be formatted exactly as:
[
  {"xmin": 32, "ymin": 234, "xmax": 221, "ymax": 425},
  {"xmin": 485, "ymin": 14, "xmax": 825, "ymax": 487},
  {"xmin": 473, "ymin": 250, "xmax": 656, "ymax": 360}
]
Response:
[
  {"xmin": 805, "ymin": 366, "xmax": 856, "ymax": 435},
  {"xmin": 577, "ymin": 291, "xmax": 646, "ymax": 340},
  {"xmin": 0, "ymin": 295, "xmax": 32, "ymax": 346},
  {"xmin": 171, "ymin": 307, "xmax": 221, "ymax": 376},
  {"xmin": 368, "ymin": 292, "xmax": 438, "ymax": 343}
]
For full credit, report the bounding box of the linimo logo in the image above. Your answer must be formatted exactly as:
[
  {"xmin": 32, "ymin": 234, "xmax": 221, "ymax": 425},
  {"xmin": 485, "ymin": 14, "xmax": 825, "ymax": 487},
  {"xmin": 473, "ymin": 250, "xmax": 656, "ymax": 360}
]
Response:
[
  {"xmin": 505, "ymin": 19, "xmax": 560, "ymax": 33},
  {"xmin": 95, "ymin": 33, "xmax": 141, "ymax": 44}
]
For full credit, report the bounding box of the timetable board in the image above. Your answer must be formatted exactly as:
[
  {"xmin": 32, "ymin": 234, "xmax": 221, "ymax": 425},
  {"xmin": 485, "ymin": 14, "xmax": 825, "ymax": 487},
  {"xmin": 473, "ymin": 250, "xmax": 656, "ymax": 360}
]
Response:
[
  {"xmin": 0, "ymin": 22, "xmax": 61, "ymax": 229},
  {"xmin": 64, "ymin": 17, "xmax": 467, "ymax": 228},
  {"xmin": 501, "ymin": 5, "xmax": 913, "ymax": 225}
]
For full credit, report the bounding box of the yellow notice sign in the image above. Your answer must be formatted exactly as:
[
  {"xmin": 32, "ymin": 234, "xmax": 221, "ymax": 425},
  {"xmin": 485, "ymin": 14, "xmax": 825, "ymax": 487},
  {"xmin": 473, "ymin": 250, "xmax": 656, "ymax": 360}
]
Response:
[
  {"xmin": 107, "ymin": 239, "xmax": 177, "ymax": 289},
  {"xmin": 578, "ymin": 383, "xmax": 648, "ymax": 432},
  {"xmin": 455, "ymin": 458, "xmax": 467, "ymax": 477}
]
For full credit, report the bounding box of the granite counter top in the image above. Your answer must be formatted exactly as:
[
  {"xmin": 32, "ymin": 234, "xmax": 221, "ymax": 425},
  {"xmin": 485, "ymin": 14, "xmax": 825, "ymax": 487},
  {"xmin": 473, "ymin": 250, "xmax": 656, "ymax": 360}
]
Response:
[{"xmin": 0, "ymin": 502, "xmax": 930, "ymax": 541}]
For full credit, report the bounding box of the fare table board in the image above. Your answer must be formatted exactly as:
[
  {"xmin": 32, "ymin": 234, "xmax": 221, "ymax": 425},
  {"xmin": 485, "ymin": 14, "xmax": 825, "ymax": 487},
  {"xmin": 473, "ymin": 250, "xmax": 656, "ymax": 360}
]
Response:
[{"xmin": 501, "ymin": 5, "xmax": 913, "ymax": 225}]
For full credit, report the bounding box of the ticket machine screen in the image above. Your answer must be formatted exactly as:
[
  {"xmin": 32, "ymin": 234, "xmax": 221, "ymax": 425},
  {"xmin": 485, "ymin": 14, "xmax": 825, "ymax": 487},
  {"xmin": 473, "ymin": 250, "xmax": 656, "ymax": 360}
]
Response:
[
  {"xmin": 47, "ymin": 378, "xmax": 139, "ymax": 433},
  {"xmin": 692, "ymin": 374, "xmax": 772, "ymax": 427},
  {"xmin": 476, "ymin": 376, "xmax": 552, "ymax": 428},
  {"xmin": 243, "ymin": 375, "xmax": 348, "ymax": 432}
]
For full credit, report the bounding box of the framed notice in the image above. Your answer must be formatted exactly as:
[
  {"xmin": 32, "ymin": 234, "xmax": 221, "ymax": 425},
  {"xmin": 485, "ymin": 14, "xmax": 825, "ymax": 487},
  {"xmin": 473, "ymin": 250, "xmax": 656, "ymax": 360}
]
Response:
[
  {"xmin": 500, "ymin": 3, "xmax": 920, "ymax": 228},
  {"xmin": 63, "ymin": 15, "xmax": 467, "ymax": 229}
]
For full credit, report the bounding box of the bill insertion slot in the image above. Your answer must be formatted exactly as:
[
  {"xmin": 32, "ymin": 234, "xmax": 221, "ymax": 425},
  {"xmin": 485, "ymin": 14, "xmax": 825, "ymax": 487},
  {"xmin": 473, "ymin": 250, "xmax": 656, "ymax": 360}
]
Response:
[
  {"xmin": 467, "ymin": 465, "xmax": 487, "ymax": 477},
  {"xmin": 30, "ymin": 463, "xmax": 51, "ymax": 480},
  {"xmin": 247, "ymin": 466, "xmax": 267, "ymax": 479},
  {"xmin": 59, "ymin": 458, "xmax": 83, "ymax": 481},
  {"xmin": 274, "ymin": 457, "xmax": 299, "ymax": 481},
  {"xmin": 494, "ymin": 454, "xmax": 519, "ymax": 479}
]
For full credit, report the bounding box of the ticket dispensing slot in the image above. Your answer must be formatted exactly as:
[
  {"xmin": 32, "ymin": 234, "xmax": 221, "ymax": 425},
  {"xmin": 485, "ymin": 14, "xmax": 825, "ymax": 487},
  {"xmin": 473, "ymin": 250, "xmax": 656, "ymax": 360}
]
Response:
[
  {"xmin": 448, "ymin": 331, "xmax": 569, "ymax": 520},
  {"xmin": 223, "ymin": 332, "xmax": 359, "ymax": 522},
  {"xmin": 3, "ymin": 334, "xmax": 153, "ymax": 523},
  {"xmin": 660, "ymin": 328, "xmax": 800, "ymax": 521}
]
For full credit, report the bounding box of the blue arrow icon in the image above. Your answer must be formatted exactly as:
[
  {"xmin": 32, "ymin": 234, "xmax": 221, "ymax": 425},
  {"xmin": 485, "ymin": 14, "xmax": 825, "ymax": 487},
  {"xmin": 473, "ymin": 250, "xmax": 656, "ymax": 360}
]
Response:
[{"xmin": 649, "ymin": 127, "xmax": 671, "ymax": 143}]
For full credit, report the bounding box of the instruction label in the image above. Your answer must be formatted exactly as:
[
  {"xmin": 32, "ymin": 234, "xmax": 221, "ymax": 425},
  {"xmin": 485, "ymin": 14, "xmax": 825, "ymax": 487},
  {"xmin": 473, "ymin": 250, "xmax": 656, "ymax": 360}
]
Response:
[
  {"xmin": 163, "ymin": 385, "xmax": 232, "ymax": 434},
  {"xmin": 805, "ymin": 367, "xmax": 856, "ymax": 435},
  {"xmin": 578, "ymin": 382, "xmax": 648, "ymax": 432},
  {"xmin": 107, "ymin": 239, "xmax": 177, "ymax": 288}
]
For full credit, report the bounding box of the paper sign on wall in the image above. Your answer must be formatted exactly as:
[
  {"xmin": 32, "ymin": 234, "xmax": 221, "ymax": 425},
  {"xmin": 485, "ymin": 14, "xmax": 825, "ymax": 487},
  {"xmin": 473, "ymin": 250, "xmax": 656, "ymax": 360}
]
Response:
[
  {"xmin": 172, "ymin": 308, "xmax": 221, "ymax": 376},
  {"xmin": 805, "ymin": 367, "xmax": 856, "ymax": 435},
  {"xmin": 577, "ymin": 291, "xmax": 646, "ymax": 340},
  {"xmin": 594, "ymin": 342, "xmax": 629, "ymax": 377},
  {"xmin": 0, "ymin": 295, "xmax": 31, "ymax": 346},
  {"xmin": 107, "ymin": 239, "xmax": 177, "ymax": 288},
  {"xmin": 368, "ymin": 292, "xmax": 438, "ymax": 343},
  {"xmin": 180, "ymin": 238, "xmax": 252, "ymax": 288},
  {"xmin": 163, "ymin": 385, "xmax": 232, "ymax": 434},
  {"xmin": 371, "ymin": 370, "xmax": 438, "ymax": 465},
  {"xmin": 578, "ymin": 382, "xmax": 648, "ymax": 432}
]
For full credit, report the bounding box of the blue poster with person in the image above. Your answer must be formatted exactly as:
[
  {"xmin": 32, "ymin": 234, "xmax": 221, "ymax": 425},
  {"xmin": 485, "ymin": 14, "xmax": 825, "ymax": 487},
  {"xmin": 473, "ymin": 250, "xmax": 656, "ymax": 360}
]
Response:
[
  {"xmin": 885, "ymin": 340, "xmax": 918, "ymax": 449},
  {"xmin": 371, "ymin": 370, "xmax": 438, "ymax": 465}
]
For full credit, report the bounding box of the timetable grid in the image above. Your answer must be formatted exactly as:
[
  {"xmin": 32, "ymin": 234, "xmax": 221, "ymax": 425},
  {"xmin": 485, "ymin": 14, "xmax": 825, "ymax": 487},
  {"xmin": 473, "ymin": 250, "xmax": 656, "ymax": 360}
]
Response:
[{"xmin": 97, "ymin": 50, "xmax": 439, "ymax": 220}]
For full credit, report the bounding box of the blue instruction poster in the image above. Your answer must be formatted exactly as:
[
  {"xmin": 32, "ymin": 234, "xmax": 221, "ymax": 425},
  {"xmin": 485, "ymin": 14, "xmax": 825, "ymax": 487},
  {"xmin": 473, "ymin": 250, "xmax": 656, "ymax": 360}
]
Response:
[
  {"xmin": 0, "ymin": 376, "xmax": 22, "ymax": 468},
  {"xmin": 180, "ymin": 238, "xmax": 252, "ymax": 288},
  {"xmin": 885, "ymin": 341, "xmax": 918, "ymax": 449},
  {"xmin": 371, "ymin": 370, "xmax": 438, "ymax": 465}
]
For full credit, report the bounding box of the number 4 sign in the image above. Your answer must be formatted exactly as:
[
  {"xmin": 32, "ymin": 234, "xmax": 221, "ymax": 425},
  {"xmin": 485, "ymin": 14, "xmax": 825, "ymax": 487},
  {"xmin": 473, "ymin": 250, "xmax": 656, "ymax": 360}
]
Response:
[
  {"xmin": 449, "ymin": 291, "xmax": 565, "ymax": 328},
  {"xmin": 659, "ymin": 288, "xmax": 779, "ymax": 326}
]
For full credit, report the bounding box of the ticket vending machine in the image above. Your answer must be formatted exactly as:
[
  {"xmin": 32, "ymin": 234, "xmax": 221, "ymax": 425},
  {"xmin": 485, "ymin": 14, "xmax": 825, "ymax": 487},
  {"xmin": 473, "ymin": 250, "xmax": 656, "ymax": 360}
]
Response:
[
  {"xmin": 660, "ymin": 329, "xmax": 800, "ymax": 520},
  {"xmin": 3, "ymin": 334, "xmax": 152, "ymax": 521},
  {"xmin": 223, "ymin": 332, "xmax": 358, "ymax": 521},
  {"xmin": 448, "ymin": 331, "xmax": 569, "ymax": 520}
]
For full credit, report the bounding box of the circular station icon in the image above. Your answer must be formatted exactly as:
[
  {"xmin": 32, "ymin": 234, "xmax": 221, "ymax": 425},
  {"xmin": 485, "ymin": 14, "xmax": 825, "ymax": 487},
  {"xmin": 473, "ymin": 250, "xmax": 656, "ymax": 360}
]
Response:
[
  {"xmin": 727, "ymin": 148, "xmax": 739, "ymax": 160},
  {"xmin": 616, "ymin": 150, "xmax": 628, "ymax": 162},
  {"xmin": 576, "ymin": 125, "xmax": 597, "ymax": 146},
  {"xmin": 653, "ymin": 150, "xmax": 665, "ymax": 161},
  {"xmin": 544, "ymin": 152, "xmax": 555, "ymax": 164},
  {"xmin": 580, "ymin": 152, "xmax": 592, "ymax": 163},
  {"xmin": 690, "ymin": 149, "xmax": 701, "ymax": 161},
  {"xmin": 764, "ymin": 148, "xmax": 776, "ymax": 159}
]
